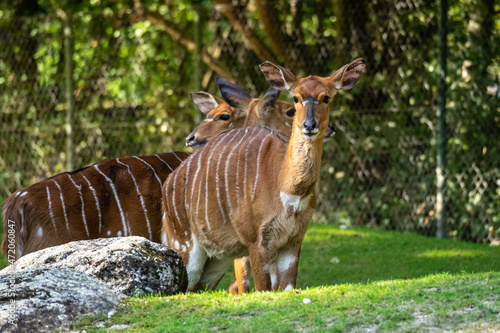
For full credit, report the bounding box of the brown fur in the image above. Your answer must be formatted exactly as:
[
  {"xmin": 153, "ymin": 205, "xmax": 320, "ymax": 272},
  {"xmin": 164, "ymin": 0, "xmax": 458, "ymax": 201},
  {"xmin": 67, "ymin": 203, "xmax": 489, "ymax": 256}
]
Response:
[
  {"xmin": 162, "ymin": 59, "xmax": 366, "ymax": 292},
  {"xmin": 1, "ymin": 152, "xmax": 189, "ymax": 259}
]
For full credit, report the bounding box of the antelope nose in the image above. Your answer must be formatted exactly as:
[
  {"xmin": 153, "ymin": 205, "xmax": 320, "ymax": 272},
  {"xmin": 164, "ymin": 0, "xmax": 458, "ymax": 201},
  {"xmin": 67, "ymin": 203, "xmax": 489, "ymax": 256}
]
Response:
[
  {"xmin": 302, "ymin": 120, "xmax": 318, "ymax": 132},
  {"xmin": 186, "ymin": 135, "xmax": 195, "ymax": 146}
]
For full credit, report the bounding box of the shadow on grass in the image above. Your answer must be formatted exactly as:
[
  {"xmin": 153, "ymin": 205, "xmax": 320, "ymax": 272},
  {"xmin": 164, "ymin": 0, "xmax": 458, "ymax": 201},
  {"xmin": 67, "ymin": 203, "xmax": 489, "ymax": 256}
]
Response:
[{"xmin": 217, "ymin": 223, "xmax": 500, "ymax": 291}]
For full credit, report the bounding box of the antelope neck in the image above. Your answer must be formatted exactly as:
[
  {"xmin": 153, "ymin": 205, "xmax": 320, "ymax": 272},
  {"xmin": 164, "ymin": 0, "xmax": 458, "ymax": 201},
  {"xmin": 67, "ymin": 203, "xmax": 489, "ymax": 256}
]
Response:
[{"xmin": 279, "ymin": 124, "xmax": 323, "ymax": 197}]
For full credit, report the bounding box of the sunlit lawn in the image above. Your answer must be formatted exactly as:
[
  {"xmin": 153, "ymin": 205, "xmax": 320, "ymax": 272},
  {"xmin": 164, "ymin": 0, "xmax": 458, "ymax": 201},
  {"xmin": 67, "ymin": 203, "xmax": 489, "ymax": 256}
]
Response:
[
  {"xmin": 1, "ymin": 223, "xmax": 500, "ymax": 331},
  {"xmin": 65, "ymin": 223, "xmax": 500, "ymax": 332}
]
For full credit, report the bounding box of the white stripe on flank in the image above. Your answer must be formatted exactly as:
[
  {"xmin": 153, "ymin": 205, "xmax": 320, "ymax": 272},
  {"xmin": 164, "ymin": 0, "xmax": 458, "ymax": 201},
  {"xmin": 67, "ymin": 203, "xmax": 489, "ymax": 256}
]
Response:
[
  {"xmin": 225, "ymin": 128, "xmax": 248, "ymax": 216},
  {"xmin": 45, "ymin": 186, "xmax": 58, "ymax": 232},
  {"xmin": 116, "ymin": 159, "xmax": 152, "ymax": 240},
  {"xmin": 252, "ymin": 133, "xmax": 272, "ymax": 201},
  {"xmin": 164, "ymin": 172, "xmax": 173, "ymax": 227},
  {"xmin": 236, "ymin": 127, "xmax": 256, "ymax": 206},
  {"xmin": 94, "ymin": 165, "xmax": 129, "ymax": 237},
  {"xmin": 243, "ymin": 128, "xmax": 263, "ymax": 203},
  {"xmin": 190, "ymin": 149, "xmax": 204, "ymax": 223},
  {"xmin": 204, "ymin": 135, "xmax": 227, "ymax": 231},
  {"xmin": 133, "ymin": 156, "xmax": 163, "ymax": 188},
  {"xmin": 155, "ymin": 154, "xmax": 174, "ymax": 172},
  {"xmin": 216, "ymin": 132, "xmax": 239, "ymax": 224},
  {"xmin": 171, "ymin": 152, "xmax": 184, "ymax": 163},
  {"xmin": 51, "ymin": 180, "xmax": 70, "ymax": 234},
  {"xmin": 172, "ymin": 162, "xmax": 187, "ymax": 227},
  {"xmin": 20, "ymin": 191, "xmax": 28, "ymax": 197},
  {"xmin": 67, "ymin": 175, "xmax": 90, "ymax": 238},
  {"xmin": 184, "ymin": 154, "xmax": 194, "ymax": 214},
  {"xmin": 80, "ymin": 175, "xmax": 102, "ymax": 234}
]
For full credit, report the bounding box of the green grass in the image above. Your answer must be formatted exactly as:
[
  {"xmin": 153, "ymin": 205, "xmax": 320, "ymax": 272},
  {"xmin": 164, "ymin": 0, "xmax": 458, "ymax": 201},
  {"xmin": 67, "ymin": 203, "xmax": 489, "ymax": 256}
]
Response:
[
  {"xmin": 2, "ymin": 223, "xmax": 500, "ymax": 331},
  {"xmin": 68, "ymin": 224, "xmax": 500, "ymax": 332}
]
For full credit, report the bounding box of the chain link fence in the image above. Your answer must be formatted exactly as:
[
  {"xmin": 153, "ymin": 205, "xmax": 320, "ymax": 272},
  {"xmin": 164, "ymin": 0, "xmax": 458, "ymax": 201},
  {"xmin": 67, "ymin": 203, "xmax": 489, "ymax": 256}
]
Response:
[{"xmin": 0, "ymin": 1, "xmax": 498, "ymax": 243}]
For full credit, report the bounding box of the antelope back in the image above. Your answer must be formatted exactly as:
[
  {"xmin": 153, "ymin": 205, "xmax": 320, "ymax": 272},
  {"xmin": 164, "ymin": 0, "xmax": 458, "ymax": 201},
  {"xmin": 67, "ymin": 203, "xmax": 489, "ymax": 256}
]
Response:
[{"xmin": 1, "ymin": 152, "xmax": 189, "ymax": 259}]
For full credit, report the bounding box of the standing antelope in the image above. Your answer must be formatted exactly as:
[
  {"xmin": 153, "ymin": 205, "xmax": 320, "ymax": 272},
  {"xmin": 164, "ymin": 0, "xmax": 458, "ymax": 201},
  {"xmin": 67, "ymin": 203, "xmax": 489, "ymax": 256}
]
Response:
[
  {"xmin": 0, "ymin": 83, "xmax": 309, "ymax": 269},
  {"xmin": 186, "ymin": 79, "xmax": 335, "ymax": 294},
  {"xmin": 161, "ymin": 59, "xmax": 365, "ymax": 292}
]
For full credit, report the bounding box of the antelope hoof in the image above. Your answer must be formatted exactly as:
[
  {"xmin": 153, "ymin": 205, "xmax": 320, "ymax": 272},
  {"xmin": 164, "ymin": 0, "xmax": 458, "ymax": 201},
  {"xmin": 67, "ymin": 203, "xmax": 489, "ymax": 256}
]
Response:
[{"xmin": 228, "ymin": 279, "xmax": 239, "ymax": 295}]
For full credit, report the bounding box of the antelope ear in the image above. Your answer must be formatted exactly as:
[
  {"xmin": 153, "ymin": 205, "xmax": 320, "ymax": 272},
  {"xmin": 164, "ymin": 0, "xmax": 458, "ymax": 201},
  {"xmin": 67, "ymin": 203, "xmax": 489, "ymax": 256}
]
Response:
[
  {"xmin": 330, "ymin": 58, "xmax": 366, "ymax": 90},
  {"xmin": 190, "ymin": 91, "xmax": 220, "ymax": 115},
  {"xmin": 215, "ymin": 77, "xmax": 252, "ymax": 111},
  {"xmin": 256, "ymin": 87, "xmax": 280, "ymax": 118},
  {"xmin": 259, "ymin": 61, "xmax": 297, "ymax": 92}
]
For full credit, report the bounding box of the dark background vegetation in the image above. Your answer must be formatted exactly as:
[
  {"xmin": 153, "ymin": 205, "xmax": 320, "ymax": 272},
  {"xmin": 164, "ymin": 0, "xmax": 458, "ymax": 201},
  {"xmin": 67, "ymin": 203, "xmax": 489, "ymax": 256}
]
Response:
[{"xmin": 0, "ymin": 0, "xmax": 498, "ymax": 243}]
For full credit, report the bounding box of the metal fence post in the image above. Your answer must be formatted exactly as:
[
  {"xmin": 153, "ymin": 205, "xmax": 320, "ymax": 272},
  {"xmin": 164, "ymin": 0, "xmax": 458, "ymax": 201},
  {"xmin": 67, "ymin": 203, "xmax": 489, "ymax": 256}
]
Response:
[
  {"xmin": 436, "ymin": 0, "xmax": 448, "ymax": 239},
  {"xmin": 63, "ymin": 11, "xmax": 75, "ymax": 172}
]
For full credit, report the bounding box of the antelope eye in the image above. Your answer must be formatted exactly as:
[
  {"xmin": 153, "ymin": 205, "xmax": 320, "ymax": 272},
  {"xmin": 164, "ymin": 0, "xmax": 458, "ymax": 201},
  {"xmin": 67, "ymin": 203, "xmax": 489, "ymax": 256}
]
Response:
[
  {"xmin": 293, "ymin": 96, "xmax": 299, "ymax": 103},
  {"xmin": 286, "ymin": 109, "xmax": 295, "ymax": 117},
  {"xmin": 219, "ymin": 114, "xmax": 230, "ymax": 121},
  {"xmin": 323, "ymin": 96, "xmax": 331, "ymax": 103}
]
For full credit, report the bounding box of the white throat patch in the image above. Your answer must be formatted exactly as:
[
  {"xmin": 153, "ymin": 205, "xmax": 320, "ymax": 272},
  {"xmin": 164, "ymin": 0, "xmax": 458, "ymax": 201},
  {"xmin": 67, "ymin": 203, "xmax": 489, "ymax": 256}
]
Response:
[{"xmin": 280, "ymin": 192, "xmax": 312, "ymax": 212}]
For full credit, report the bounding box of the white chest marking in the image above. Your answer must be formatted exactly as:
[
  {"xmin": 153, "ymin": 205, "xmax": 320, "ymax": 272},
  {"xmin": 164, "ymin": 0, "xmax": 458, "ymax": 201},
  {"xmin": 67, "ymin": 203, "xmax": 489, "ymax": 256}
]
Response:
[
  {"xmin": 280, "ymin": 192, "xmax": 312, "ymax": 212},
  {"xmin": 278, "ymin": 252, "xmax": 297, "ymax": 273}
]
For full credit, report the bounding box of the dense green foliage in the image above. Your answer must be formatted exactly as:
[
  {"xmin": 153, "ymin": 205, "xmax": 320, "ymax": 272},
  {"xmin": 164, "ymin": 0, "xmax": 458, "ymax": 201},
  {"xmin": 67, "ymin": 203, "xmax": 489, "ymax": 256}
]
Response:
[{"xmin": 0, "ymin": 0, "xmax": 498, "ymax": 242}]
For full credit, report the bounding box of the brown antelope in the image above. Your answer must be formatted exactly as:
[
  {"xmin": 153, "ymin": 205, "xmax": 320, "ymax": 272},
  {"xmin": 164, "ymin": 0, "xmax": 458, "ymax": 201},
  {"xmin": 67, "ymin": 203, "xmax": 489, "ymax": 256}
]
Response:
[
  {"xmin": 1, "ymin": 152, "xmax": 189, "ymax": 259},
  {"xmin": 0, "ymin": 84, "xmax": 309, "ymax": 293},
  {"xmin": 161, "ymin": 59, "xmax": 365, "ymax": 292},
  {"xmin": 185, "ymin": 79, "xmax": 335, "ymax": 294},
  {"xmin": 0, "ymin": 91, "xmax": 243, "ymax": 260}
]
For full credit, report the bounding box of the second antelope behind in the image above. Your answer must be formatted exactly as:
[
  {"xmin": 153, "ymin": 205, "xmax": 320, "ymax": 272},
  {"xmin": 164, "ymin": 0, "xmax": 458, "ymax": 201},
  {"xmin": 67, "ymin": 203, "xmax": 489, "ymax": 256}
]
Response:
[{"xmin": 161, "ymin": 59, "xmax": 365, "ymax": 292}]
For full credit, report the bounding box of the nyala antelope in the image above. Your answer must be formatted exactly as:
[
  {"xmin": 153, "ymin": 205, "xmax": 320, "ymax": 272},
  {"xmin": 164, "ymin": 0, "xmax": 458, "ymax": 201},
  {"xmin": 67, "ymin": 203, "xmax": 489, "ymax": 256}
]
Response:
[
  {"xmin": 0, "ymin": 87, "xmax": 289, "ymax": 261},
  {"xmin": 1, "ymin": 152, "xmax": 190, "ymax": 260},
  {"xmin": 187, "ymin": 78, "xmax": 336, "ymax": 150},
  {"xmin": 161, "ymin": 59, "xmax": 365, "ymax": 292},
  {"xmin": 185, "ymin": 78, "xmax": 335, "ymax": 294}
]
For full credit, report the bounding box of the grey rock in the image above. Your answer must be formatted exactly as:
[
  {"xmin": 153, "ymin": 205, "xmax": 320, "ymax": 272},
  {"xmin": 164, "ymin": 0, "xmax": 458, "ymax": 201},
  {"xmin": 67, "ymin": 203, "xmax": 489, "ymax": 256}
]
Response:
[
  {"xmin": 0, "ymin": 268, "xmax": 122, "ymax": 333},
  {"xmin": 1, "ymin": 236, "xmax": 188, "ymax": 296}
]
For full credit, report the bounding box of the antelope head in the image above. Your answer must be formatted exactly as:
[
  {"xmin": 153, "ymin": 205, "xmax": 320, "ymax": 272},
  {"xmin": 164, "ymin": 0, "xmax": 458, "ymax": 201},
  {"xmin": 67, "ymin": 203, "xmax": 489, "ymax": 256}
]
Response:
[
  {"xmin": 259, "ymin": 58, "xmax": 366, "ymax": 142},
  {"xmin": 215, "ymin": 77, "xmax": 296, "ymax": 135},
  {"xmin": 186, "ymin": 91, "xmax": 246, "ymax": 149}
]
